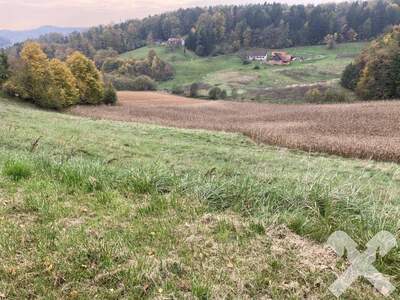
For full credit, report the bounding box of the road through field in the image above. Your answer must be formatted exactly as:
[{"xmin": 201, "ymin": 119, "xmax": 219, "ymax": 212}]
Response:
[{"xmin": 70, "ymin": 91, "xmax": 400, "ymax": 162}]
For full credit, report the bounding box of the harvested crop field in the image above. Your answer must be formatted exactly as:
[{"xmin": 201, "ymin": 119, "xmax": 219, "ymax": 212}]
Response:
[{"xmin": 70, "ymin": 91, "xmax": 400, "ymax": 162}]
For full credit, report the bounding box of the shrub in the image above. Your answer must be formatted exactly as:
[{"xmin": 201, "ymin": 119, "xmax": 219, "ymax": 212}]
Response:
[
  {"xmin": 189, "ymin": 83, "xmax": 199, "ymax": 98},
  {"xmin": 2, "ymin": 79, "xmax": 29, "ymax": 99},
  {"xmin": 208, "ymin": 87, "xmax": 221, "ymax": 100},
  {"xmin": 324, "ymin": 89, "xmax": 348, "ymax": 103},
  {"xmin": 171, "ymin": 85, "xmax": 184, "ymax": 95},
  {"xmin": 341, "ymin": 62, "xmax": 363, "ymax": 90},
  {"xmin": 305, "ymin": 89, "xmax": 323, "ymax": 103},
  {"xmin": 131, "ymin": 75, "xmax": 157, "ymax": 91},
  {"xmin": 209, "ymin": 86, "xmax": 228, "ymax": 100},
  {"xmin": 3, "ymin": 159, "xmax": 32, "ymax": 181},
  {"xmin": 103, "ymin": 83, "xmax": 118, "ymax": 105},
  {"xmin": 102, "ymin": 58, "xmax": 123, "ymax": 73},
  {"xmin": 305, "ymin": 88, "xmax": 349, "ymax": 103},
  {"xmin": 94, "ymin": 48, "xmax": 118, "ymax": 69},
  {"xmin": 220, "ymin": 90, "xmax": 227, "ymax": 99},
  {"xmin": 324, "ymin": 34, "xmax": 337, "ymax": 50},
  {"xmin": 106, "ymin": 74, "xmax": 156, "ymax": 91}
]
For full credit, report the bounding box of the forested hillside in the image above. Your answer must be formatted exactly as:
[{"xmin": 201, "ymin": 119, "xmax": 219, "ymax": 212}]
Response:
[
  {"xmin": 341, "ymin": 25, "xmax": 400, "ymax": 99},
  {"xmin": 14, "ymin": 0, "xmax": 400, "ymax": 59}
]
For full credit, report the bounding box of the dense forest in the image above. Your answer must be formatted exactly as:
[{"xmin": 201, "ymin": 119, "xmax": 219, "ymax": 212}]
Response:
[{"xmin": 7, "ymin": 0, "xmax": 400, "ymax": 58}]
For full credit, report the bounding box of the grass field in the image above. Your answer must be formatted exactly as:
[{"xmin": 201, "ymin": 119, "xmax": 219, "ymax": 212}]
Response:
[
  {"xmin": 121, "ymin": 42, "xmax": 366, "ymax": 102},
  {"xmin": 1, "ymin": 94, "xmax": 400, "ymax": 298}
]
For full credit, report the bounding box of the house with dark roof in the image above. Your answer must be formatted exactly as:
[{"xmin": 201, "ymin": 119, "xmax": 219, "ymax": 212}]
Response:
[{"xmin": 167, "ymin": 38, "xmax": 185, "ymax": 48}]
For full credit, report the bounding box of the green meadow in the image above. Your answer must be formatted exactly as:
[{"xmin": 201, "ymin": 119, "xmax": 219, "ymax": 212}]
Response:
[{"xmin": 121, "ymin": 42, "xmax": 366, "ymax": 100}]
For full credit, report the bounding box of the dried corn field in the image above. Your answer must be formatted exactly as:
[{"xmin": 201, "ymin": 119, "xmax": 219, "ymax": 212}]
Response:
[{"xmin": 70, "ymin": 91, "xmax": 400, "ymax": 162}]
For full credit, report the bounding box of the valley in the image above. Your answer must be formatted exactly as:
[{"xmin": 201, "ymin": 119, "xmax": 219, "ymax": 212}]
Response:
[{"xmin": 121, "ymin": 42, "xmax": 366, "ymax": 102}]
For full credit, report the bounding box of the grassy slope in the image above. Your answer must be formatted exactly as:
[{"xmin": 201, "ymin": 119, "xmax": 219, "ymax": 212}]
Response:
[
  {"xmin": 1, "ymin": 96, "xmax": 400, "ymax": 298},
  {"xmin": 120, "ymin": 42, "xmax": 366, "ymax": 94}
]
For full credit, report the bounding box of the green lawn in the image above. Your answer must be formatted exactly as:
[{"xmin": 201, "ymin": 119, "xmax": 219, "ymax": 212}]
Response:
[
  {"xmin": 121, "ymin": 42, "xmax": 366, "ymax": 99},
  {"xmin": 0, "ymin": 95, "xmax": 399, "ymax": 298}
]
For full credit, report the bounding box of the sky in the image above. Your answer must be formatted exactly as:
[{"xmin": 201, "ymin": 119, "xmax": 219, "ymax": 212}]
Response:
[{"xmin": 0, "ymin": 0, "xmax": 338, "ymax": 30}]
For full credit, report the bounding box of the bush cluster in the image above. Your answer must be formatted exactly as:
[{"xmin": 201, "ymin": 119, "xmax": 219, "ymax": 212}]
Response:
[
  {"xmin": 171, "ymin": 85, "xmax": 184, "ymax": 95},
  {"xmin": 305, "ymin": 88, "xmax": 349, "ymax": 103},
  {"xmin": 105, "ymin": 74, "xmax": 157, "ymax": 91},
  {"xmin": 102, "ymin": 49, "xmax": 174, "ymax": 91}
]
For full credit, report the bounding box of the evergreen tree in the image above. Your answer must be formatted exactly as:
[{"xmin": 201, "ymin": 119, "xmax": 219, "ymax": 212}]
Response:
[
  {"xmin": 103, "ymin": 83, "xmax": 118, "ymax": 105},
  {"xmin": 0, "ymin": 51, "xmax": 9, "ymax": 84}
]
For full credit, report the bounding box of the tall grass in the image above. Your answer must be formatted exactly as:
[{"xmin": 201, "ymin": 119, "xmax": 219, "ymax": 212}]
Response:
[{"xmin": 3, "ymin": 152, "xmax": 399, "ymax": 257}]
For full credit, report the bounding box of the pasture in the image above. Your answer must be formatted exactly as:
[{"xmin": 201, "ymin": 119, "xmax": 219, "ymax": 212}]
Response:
[
  {"xmin": 72, "ymin": 91, "xmax": 400, "ymax": 163},
  {"xmin": 1, "ymin": 94, "xmax": 400, "ymax": 298},
  {"xmin": 121, "ymin": 42, "xmax": 366, "ymax": 102}
]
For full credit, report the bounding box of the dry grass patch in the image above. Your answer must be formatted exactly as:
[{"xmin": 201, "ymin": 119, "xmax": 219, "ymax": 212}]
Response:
[
  {"xmin": 71, "ymin": 92, "xmax": 400, "ymax": 163},
  {"xmin": 172, "ymin": 212, "xmax": 381, "ymax": 299}
]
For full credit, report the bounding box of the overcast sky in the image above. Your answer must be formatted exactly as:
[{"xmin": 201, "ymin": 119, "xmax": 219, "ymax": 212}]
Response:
[{"xmin": 0, "ymin": 0, "xmax": 340, "ymax": 30}]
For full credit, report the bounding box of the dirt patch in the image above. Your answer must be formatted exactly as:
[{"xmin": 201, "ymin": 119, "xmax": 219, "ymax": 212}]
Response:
[
  {"xmin": 70, "ymin": 91, "xmax": 400, "ymax": 163},
  {"xmin": 211, "ymin": 71, "xmax": 260, "ymax": 85},
  {"xmin": 278, "ymin": 68, "xmax": 338, "ymax": 81},
  {"xmin": 173, "ymin": 212, "xmax": 379, "ymax": 298}
]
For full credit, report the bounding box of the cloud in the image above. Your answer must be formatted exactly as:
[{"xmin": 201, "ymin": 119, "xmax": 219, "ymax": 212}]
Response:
[
  {"xmin": 0, "ymin": 0, "xmax": 203, "ymax": 29},
  {"xmin": 0, "ymin": 0, "xmax": 339, "ymax": 30}
]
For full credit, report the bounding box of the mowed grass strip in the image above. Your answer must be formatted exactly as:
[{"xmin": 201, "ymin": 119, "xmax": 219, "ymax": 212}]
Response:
[
  {"xmin": 72, "ymin": 91, "xmax": 400, "ymax": 163},
  {"xmin": 0, "ymin": 95, "xmax": 399, "ymax": 298}
]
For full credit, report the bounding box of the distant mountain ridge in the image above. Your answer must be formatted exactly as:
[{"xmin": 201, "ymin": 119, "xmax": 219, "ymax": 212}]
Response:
[{"xmin": 0, "ymin": 26, "xmax": 86, "ymax": 48}]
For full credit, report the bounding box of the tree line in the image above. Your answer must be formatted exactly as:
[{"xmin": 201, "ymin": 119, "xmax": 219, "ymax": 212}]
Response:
[
  {"xmin": 9, "ymin": 0, "xmax": 400, "ymax": 59},
  {"xmin": 103, "ymin": 49, "xmax": 174, "ymax": 91},
  {"xmin": 1, "ymin": 42, "xmax": 116, "ymax": 109},
  {"xmin": 341, "ymin": 25, "xmax": 400, "ymax": 99}
]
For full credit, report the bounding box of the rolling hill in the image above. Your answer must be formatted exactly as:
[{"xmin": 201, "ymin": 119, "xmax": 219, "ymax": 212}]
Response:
[
  {"xmin": 0, "ymin": 25, "xmax": 85, "ymax": 48},
  {"xmin": 120, "ymin": 42, "xmax": 366, "ymax": 102}
]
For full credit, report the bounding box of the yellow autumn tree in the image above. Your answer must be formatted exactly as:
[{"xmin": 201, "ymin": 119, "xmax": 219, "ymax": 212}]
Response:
[
  {"xmin": 20, "ymin": 42, "xmax": 50, "ymax": 101},
  {"xmin": 45, "ymin": 59, "xmax": 80, "ymax": 109},
  {"xmin": 66, "ymin": 51, "xmax": 105, "ymax": 104}
]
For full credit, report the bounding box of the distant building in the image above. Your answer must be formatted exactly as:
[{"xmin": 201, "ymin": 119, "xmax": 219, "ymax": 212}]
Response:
[
  {"xmin": 269, "ymin": 51, "xmax": 294, "ymax": 65},
  {"xmin": 167, "ymin": 38, "xmax": 185, "ymax": 48},
  {"xmin": 247, "ymin": 50, "xmax": 268, "ymax": 61}
]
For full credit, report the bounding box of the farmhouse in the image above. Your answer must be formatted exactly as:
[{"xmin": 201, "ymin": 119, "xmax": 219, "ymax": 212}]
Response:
[
  {"xmin": 247, "ymin": 50, "xmax": 268, "ymax": 61},
  {"xmin": 167, "ymin": 37, "xmax": 185, "ymax": 47},
  {"xmin": 269, "ymin": 51, "xmax": 294, "ymax": 65}
]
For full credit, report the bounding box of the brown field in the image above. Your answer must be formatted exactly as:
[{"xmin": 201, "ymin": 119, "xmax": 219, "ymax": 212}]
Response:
[{"xmin": 70, "ymin": 91, "xmax": 400, "ymax": 162}]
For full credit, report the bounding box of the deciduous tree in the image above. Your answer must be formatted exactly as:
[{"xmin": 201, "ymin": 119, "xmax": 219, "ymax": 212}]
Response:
[{"xmin": 67, "ymin": 51, "xmax": 105, "ymax": 104}]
